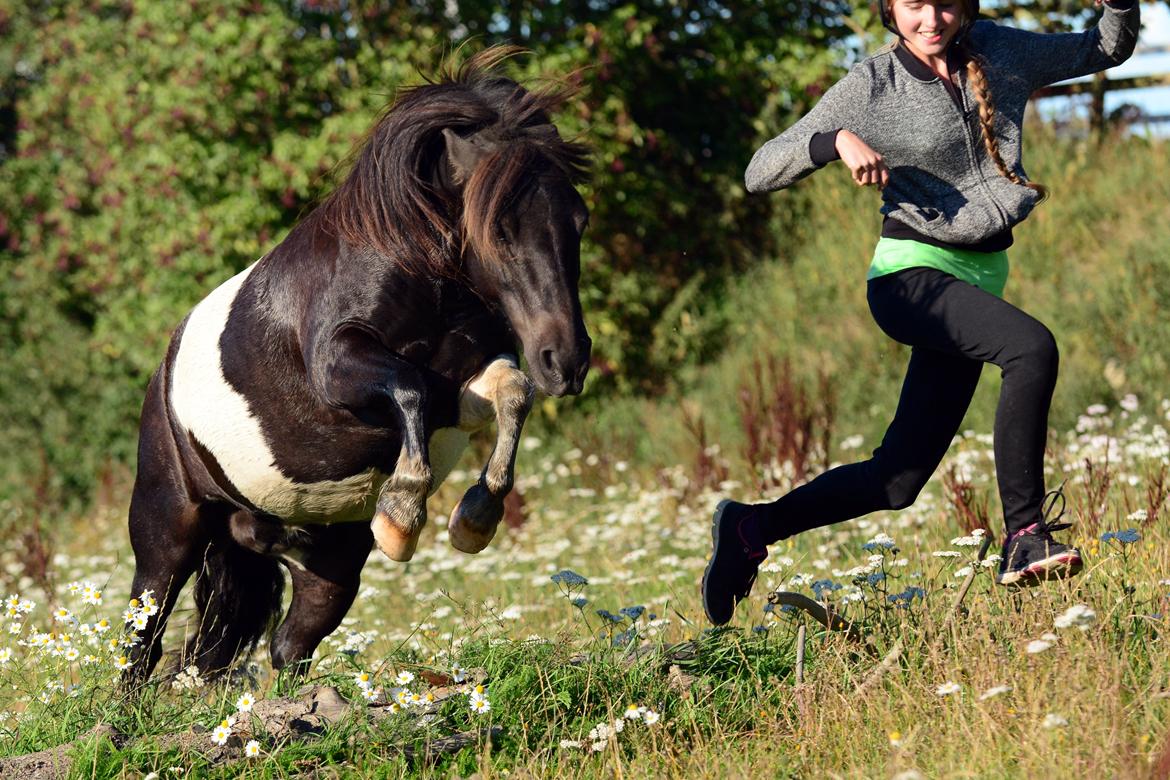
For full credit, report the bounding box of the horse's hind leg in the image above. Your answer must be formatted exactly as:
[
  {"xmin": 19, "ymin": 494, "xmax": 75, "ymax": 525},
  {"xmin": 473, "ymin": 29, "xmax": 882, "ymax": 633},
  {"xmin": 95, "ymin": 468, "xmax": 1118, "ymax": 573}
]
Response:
[
  {"xmin": 269, "ymin": 522, "xmax": 372, "ymax": 676},
  {"xmin": 123, "ymin": 368, "xmax": 208, "ymax": 688},
  {"xmin": 448, "ymin": 356, "xmax": 535, "ymax": 554}
]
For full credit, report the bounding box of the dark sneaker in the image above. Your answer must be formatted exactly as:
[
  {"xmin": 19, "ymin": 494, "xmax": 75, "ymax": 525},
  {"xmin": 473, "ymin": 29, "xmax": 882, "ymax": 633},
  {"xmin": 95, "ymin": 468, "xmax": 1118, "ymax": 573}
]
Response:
[
  {"xmin": 701, "ymin": 500, "xmax": 768, "ymax": 625},
  {"xmin": 997, "ymin": 490, "xmax": 1083, "ymax": 587}
]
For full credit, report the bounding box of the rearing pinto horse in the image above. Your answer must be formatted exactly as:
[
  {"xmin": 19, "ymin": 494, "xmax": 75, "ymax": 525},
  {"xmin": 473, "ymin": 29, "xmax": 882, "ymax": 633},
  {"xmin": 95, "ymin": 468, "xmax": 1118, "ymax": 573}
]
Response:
[{"xmin": 126, "ymin": 47, "xmax": 591, "ymax": 683}]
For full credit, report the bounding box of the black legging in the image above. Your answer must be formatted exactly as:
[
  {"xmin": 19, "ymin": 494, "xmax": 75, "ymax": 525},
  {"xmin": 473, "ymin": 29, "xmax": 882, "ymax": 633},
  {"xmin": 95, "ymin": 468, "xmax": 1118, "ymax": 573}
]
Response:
[{"xmin": 759, "ymin": 266, "xmax": 1058, "ymax": 544}]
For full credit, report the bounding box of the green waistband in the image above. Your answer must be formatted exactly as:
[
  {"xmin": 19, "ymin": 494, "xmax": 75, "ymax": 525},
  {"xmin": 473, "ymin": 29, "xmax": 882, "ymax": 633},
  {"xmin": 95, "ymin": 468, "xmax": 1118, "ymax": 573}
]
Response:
[{"xmin": 868, "ymin": 237, "xmax": 1009, "ymax": 297}]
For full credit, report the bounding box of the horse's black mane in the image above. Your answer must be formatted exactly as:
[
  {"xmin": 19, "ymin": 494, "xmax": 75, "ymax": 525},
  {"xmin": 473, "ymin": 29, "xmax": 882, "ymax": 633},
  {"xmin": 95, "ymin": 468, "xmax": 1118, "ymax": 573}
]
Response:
[{"xmin": 319, "ymin": 46, "xmax": 590, "ymax": 276}]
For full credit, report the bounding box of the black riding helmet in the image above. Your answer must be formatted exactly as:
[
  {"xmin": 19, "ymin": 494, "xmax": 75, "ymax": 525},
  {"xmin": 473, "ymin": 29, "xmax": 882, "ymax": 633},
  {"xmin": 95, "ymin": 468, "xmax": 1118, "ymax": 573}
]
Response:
[{"xmin": 878, "ymin": 0, "xmax": 978, "ymax": 40}]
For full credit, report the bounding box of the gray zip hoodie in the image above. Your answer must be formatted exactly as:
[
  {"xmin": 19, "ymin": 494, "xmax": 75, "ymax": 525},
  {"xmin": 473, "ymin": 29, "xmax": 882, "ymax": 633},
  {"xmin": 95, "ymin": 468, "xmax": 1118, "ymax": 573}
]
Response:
[{"xmin": 745, "ymin": 5, "xmax": 1141, "ymax": 246}]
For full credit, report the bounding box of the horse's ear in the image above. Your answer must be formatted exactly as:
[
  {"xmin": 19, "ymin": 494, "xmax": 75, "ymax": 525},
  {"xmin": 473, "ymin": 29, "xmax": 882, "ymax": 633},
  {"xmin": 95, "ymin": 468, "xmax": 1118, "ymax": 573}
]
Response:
[{"xmin": 442, "ymin": 128, "xmax": 494, "ymax": 185}]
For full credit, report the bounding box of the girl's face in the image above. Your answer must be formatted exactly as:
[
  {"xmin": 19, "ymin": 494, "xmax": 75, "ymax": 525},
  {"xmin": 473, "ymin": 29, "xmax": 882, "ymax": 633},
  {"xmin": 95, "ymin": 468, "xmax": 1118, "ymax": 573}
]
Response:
[{"xmin": 891, "ymin": 0, "xmax": 963, "ymax": 61}]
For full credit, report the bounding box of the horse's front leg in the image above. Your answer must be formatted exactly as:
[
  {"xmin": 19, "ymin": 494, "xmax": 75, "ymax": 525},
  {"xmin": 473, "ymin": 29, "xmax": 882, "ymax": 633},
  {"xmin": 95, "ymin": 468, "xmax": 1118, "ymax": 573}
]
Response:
[
  {"xmin": 448, "ymin": 355, "xmax": 535, "ymax": 554},
  {"xmin": 369, "ymin": 371, "xmax": 433, "ymax": 562},
  {"xmin": 310, "ymin": 327, "xmax": 432, "ymax": 562}
]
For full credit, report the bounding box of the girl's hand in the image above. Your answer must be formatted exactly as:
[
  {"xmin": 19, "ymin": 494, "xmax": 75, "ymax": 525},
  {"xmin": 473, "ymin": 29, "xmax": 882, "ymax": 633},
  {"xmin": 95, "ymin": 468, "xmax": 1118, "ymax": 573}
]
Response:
[{"xmin": 835, "ymin": 129, "xmax": 890, "ymax": 190}]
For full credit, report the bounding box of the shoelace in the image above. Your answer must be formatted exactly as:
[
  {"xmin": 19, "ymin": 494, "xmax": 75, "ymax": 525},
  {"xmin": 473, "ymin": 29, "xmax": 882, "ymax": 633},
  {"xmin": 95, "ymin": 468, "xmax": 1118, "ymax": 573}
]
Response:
[{"xmin": 1012, "ymin": 483, "xmax": 1073, "ymax": 541}]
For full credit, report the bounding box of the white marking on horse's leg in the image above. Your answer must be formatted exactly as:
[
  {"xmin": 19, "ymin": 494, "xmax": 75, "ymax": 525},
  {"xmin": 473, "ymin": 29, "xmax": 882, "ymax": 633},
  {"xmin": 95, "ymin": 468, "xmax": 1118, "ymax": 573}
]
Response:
[
  {"xmin": 371, "ymin": 448, "xmax": 432, "ymax": 562},
  {"xmin": 448, "ymin": 356, "xmax": 534, "ymax": 554}
]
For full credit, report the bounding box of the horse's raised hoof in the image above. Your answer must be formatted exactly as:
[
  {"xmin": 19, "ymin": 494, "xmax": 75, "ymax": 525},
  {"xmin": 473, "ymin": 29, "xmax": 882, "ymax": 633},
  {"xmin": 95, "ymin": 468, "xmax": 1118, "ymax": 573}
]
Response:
[
  {"xmin": 447, "ymin": 483, "xmax": 503, "ymax": 554},
  {"xmin": 371, "ymin": 510, "xmax": 421, "ymax": 562}
]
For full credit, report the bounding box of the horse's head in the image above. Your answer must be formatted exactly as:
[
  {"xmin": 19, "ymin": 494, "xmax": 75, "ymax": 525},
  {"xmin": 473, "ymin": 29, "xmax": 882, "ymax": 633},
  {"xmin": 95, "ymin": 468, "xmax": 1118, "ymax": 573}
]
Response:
[{"xmin": 441, "ymin": 122, "xmax": 592, "ymax": 397}]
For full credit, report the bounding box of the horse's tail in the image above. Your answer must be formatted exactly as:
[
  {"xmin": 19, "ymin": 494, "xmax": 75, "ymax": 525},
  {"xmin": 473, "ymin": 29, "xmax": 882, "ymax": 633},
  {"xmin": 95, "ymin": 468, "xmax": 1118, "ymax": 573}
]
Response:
[{"xmin": 185, "ymin": 534, "xmax": 284, "ymax": 676}]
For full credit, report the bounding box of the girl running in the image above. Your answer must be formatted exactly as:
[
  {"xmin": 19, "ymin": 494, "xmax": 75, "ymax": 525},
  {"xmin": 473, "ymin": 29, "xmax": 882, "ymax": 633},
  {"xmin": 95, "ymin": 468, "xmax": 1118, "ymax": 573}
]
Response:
[{"xmin": 703, "ymin": 0, "xmax": 1141, "ymax": 625}]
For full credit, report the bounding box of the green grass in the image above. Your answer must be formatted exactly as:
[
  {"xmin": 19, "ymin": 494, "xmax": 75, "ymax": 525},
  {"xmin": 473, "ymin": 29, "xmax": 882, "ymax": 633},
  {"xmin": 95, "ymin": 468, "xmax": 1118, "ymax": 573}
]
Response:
[{"xmin": 1, "ymin": 398, "xmax": 1169, "ymax": 777}]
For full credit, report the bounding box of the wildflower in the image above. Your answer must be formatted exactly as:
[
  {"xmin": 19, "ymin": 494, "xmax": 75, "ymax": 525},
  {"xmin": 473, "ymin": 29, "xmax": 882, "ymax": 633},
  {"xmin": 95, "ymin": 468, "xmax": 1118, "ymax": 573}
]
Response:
[
  {"xmin": 1042, "ymin": 713, "xmax": 1069, "ymax": 729},
  {"xmin": 236, "ymin": 692, "xmax": 255, "ymax": 713},
  {"xmin": 451, "ymin": 664, "xmax": 467, "ymax": 683},
  {"xmin": 469, "ymin": 693, "xmax": 491, "ymax": 715},
  {"xmin": 53, "ymin": 607, "xmax": 73, "ymax": 624},
  {"xmin": 559, "ymin": 739, "xmax": 583, "ymax": 749},
  {"xmin": 1120, "ymin": 394, "xmax": 1139, "ymax": 413},
  {"xmin": 951, "ymin": 534, "xmax": 983, "ymax": 547},
  {"xmin": 0, "ymin": 648, "xmax": 10, "ymax": 664},
  {"xmin": 1086, "ymin": 404, "xmax": 1108, "ymax": 416},
  {"xmin": 1054, "ymin": 604, "xmax": 1096, "ymax": 631},
  {"xmin": 619, "ymin": 605, "xmax": 645, "ymax": 621},
  {"xmin": 355, "ymin": 671, "xmax": 373, "ymax": 689},
  {"xmin": 812, "ymin": 579, "xmax": 843, "ymax": 599},
  {"xmin": 64, "ymin": 647, "xmax": 80, "ymax": 662},
  {"xmin": 1025, "ymin": 639, "xmax": 1053, "ymax": 654},
  {"xmin": 114, "ymin": 655, "xmax": 132, "ymax": 671},
  {"xmin": 1100, "ymin": 528, "xmax": 1141, "ymax": 545},
  {"xmin": 954, "ymin": 566, "xmax": 974, "ymax": 578},
  {"xmin": 244, "ymin": 740, "xmax": 261, "ymax": 758},
  {"xmin": 591, "ymin": 740, "xmax": 607, "ymax": 752},
  {"xmin": 980, "ymin": 554, "xmax": 1003, "ymax": 569},
  {"xmin": 1127, "ymin": 509, "xmax": 1149, "ymax": 523},
  {"xmin": 210, "ymin": 721, "xmax": 232, "ymax": 746},
  {"xmin": 395, "ymin": 670, "xmax": 415, "ymax": 685},
  {"xmin": 595, "ymin": 609, "xmax": 624, "ymax": 624},
  {"xmin": 887, "ymin": 586, "xmax": 926, "ymax": 606},
  {"xmin": 360, "ymin": 686, "xmax": 381, "ymax": 702},
  {"xmin": 932, "ymin": 551, "xmax": 961, "ymax": 558},
  {"xmin": 863, "ymin": 533, "xmax": 896, "ymax": 551},
  {"xmin": 94, "ymin": 619, "xmax": 110, "ymax": 634},
  {"xmin": 935, "ymin": 682, "xmax": 961, "ymax": 697},
  {"xmin": 139, "ymin": 591, "xmax": 158, "ymax": 615},
  {"xmin": 888, "ymin": 730, "xmax": 903, "ymax": 747},
  {"xmin": 67, "ymin": 581, "xmax": 83, "ymax": 596},
  {"xmin": 642, "ymin": 709, "xmax": 661, "ymax": 725},
  {"xmin": 624, "ymin": 703, "xmax": 645, "ymax": 720},
  {"xmin": 979, "ymin": 685, "xmax": 1011, "ymax": 700},
  {"xmin": 571, "ymin": 596, "xmax": 588, "ymax": 608},
  {"xmin": 550, "ymin": 570, "xmax": 588, "ymax": 587},
  {"xmin": 132, "ymin": 613, "xmax": 150, "ymax": 631},
  {"xmin": 81, "ymin": 585, "xmax": 103, "ymax": 606}
]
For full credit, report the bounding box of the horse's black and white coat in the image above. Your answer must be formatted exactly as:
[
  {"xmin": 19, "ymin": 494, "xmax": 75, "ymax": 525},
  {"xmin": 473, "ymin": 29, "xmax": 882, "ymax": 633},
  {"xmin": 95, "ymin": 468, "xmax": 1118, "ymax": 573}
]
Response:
[{"xmin": 124, "ymin": 47, "xmax": 591, "ymax": 685}]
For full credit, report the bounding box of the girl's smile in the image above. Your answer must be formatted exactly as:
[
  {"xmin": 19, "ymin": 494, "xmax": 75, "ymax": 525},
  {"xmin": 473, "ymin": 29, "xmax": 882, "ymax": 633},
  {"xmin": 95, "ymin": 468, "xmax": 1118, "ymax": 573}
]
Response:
[{"xmin": 892, "ymin": 0, "xmax": 963, "ymax": 68}]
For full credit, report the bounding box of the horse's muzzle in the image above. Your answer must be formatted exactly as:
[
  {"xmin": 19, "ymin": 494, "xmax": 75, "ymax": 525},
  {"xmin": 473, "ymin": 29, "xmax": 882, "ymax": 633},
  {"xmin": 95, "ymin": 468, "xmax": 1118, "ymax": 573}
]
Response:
[{"xmin": 534, "ymin": 335, "xmax": 591, "ymax": 397}]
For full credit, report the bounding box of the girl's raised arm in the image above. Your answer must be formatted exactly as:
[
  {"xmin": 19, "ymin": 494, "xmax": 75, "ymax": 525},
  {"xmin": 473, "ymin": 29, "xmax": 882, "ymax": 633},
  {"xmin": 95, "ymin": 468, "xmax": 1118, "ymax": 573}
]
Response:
[
  {"xmin": 744, "ymin": 64, "xmax": 874, "ymax": 193},
  {"xmin": 978, "ymin": 1, "xmax": 1140, "ymax": 92}
]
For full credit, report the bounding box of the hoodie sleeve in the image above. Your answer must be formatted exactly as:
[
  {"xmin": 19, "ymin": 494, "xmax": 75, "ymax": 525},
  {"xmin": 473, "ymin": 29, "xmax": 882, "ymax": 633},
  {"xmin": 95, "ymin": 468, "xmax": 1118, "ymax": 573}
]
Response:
[
  {"xmin": 744, "ymin": 64, "xmax": 873, "ymax": 193},
  {"xmin": 977, "ymin": 4, "xmax": 1140, "ymax": 92}
]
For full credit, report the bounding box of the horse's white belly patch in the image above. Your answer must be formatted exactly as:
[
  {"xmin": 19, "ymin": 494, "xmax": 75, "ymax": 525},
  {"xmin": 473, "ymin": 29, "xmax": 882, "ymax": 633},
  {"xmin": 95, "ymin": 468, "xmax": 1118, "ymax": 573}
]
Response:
[{"xmin": 170, "ymin": 263, "xmax": 390, "ymax": 524}]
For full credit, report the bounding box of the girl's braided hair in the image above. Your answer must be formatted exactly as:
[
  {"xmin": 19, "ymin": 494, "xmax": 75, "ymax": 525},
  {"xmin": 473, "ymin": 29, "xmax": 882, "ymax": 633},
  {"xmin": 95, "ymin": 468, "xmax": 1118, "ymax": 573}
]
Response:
[{"xmin": 888, "ymin": 0, "xmax": 1049, "ymax": 201}]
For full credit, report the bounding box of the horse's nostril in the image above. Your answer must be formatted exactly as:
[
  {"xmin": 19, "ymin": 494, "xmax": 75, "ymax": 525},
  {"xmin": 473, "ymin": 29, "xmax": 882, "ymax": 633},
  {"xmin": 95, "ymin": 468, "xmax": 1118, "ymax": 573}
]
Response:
[
  {"xmin": 540, "ymin": 349, "xmax": 558, "ymax": 376},
  {"xmin": 574, "ymin": 360, "xmax": 589, "ymax": 386}
]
